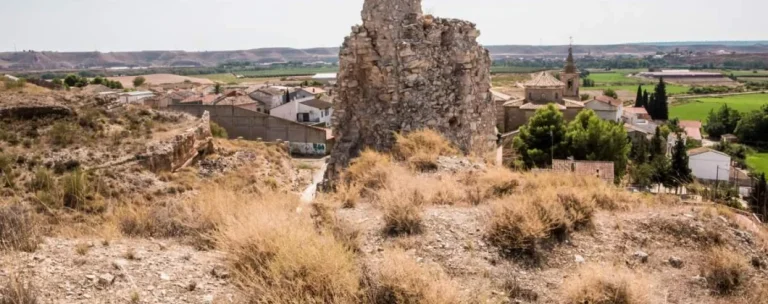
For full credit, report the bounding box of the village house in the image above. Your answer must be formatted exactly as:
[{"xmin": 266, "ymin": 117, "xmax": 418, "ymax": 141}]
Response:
[
  {"xmin": 622, "ymin": 107, "xmax": 652, "ymax": 125},
  {"xmin": 118, "ymin": 91, "xmax": 155, "ymax": 104},
  {"xmin": 178, "ymin": 93, "xmax": 219, "ymax": 105},
  {"xmin": 270, "ymin": 98, "xmax": 334, "ymax": 127},
  {"xmin": 292, "ymin": 87, "xmax": 326, "ymax": 100},
  {"xmin": 583, "ymin": 95, "xmax": 623, "ymax": 122},
  {"xmin": 249, "ymin": 87, "xmax": 290, "ymax": 109},
  {"xmin": 214, "ymin": 91, "xmax": 269, "ymax": 113},
  {"xmin": 688, "ymin": 148, "xmax": 731, "ymax": 182}
]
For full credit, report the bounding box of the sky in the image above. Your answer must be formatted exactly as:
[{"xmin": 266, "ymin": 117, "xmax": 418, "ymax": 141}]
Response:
[{"xmin": 1, "ymin": 0, "xmax": 766, "ymax": 52}]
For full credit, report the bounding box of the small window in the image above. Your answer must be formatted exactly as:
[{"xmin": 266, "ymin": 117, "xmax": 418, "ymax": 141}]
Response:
[
  {"xmin": 528, "ymin": 93, "xmax": 532, "ymax": 100},
  {"xmin": 555, "ymin": 93, "xmax": 559, "ymax": 99}
]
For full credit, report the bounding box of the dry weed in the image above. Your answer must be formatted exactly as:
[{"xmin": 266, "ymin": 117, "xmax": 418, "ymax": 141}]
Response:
[
  {"xmin": 393, "ymin": 129, "xmax": 458, "ymax": 161},
  {"xmin": 700, "ymin": 247, "xmax": 749, "ymax": 295},
  {"xmin": 563, "ymin": 265, "xmax": 650, "ymax": 304},
  {"xmin": 461, "ymin": 167, "xmax": 520, "ymax": 205},
  {"xmin": 335, "ymin": 180, "xmax": 362, "ymax": 209},
  {"xmin": 365, "ymin": 250, "xmax": 460, "ymax": 304},
  {"xmin": 310, "ymin": 202, "xmax": 360, "ymax": 253},
  {"xmin": 376, "ymin": 185, "xmax": 425, "ymax": 236},
  {"xmin": 346, "ymin": 149, "xmax": 393, "ymax": 192},
  {"xmin": 0, "ymin": 204, "xmax": 40, "ymax": 252},
  {"xmin": 217, "ymin": 191, "xmax": 360, "ymax": 303},
  {"xmin": 74, "ymin": 242, "xmax": 90, "ymax": 256},
  {"xmin": 0, "ymin": 274, "xmax": 38, "ymax": 304}
]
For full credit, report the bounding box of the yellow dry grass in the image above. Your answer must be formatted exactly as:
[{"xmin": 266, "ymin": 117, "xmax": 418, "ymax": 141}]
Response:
[
  {"xmin": 345, "ymin": 149, "xmax": 394, "ymax": 192},
  {"xmin": 365, "ymin": 249, "xmax": 460, "ymax": 304},
  {"xmin": 563, "ymin": 265, "xmax": 650, "ymax": 304},
  {"xmin": 216, "ymin": 191, "xmax": 361, "ymax": 303},
  {"xmin": 700, "ymin": 247, "xmax": 750, "ymax": 295}
]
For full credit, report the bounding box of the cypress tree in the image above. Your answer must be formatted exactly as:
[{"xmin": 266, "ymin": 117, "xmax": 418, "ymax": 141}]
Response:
[
  {"xmin": 647, "ymin": 93, "xmax": 657, "ymax": 119},
  {"xmin": 642, "ymin": 90, "xmax": 649, "ymax": 108},
  {"xmin": 655, "ymin": 77, "xmax": 669, "ymax": 120},
  {"xmin": 669, "ymin": 133, "xmax": 692, "ymax": 193},
  {"xmin": 635, "ymin": 85, "xmax": 643, "ymax": 107},
  {"xmin": 649, "ymin": 127, "xmax": 665, "ymax": 158}
]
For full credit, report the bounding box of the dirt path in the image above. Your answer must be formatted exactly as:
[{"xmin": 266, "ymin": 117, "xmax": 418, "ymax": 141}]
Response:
[{"xmin": 300, "ymin": 157, "xmax": 328, "ymax": 204}]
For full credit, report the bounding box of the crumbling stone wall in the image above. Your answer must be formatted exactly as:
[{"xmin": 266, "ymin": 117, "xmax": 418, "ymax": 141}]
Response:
[
  {"xmin": 138, "ymin": 111, "xmax": 214, "ymax": 173},
  {"xmin": 326, "ymin": 0, "xmax": 496, "ymax": 182}
]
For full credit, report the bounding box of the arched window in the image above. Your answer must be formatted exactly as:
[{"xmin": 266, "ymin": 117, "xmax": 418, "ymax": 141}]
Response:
[
  {"xmin": 568, "ymin": 80, "xmax": 573, "ymax": 89},
  {"xmin": 541, "ymin": 93, "xmax": 546, "ymax": 100}
]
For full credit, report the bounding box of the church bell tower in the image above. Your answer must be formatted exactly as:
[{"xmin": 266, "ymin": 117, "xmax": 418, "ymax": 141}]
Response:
[{"xmin": 561, "ymin": 38, "xmax": 580, "ymax": 98}]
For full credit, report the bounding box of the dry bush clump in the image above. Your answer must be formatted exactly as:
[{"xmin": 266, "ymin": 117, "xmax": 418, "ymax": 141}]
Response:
[
  {"xmin": 217, "ymin": 191, "xmax": 360, "ymax": 303},
  {"xmin": 310, "ymin": 201, "xmax": 361, "ymax": 253},
  {"xmin": 743, "ymin": 279, "xmax": 768, "ymax": 304},
  {"xmin": 393, "ymin": 129, "xmax": 458, "ymax": 161},
  {"xmin": 345, "ymin": 149, "xmax": 393, "ymax": 192},
  {"xmin": 0, "ymin": 274, "xmax": 39, "ymax": 304},
  {"xmin": 487, "ymin": 190, "xmax": 595, "ymax": 258},
  {"xmin": 335, "ymin": 180, "xmax": 362, "ymax": 209},
  {"xmin": 377, "ymin": 185, "xmax": 425, "ymax": 236},
  {"xmin": 563, "ymin": 266, "xmax": 650, "ymax": 304},
  {"xmin": 0, "ymin": 204, "xmax": 40, "ymax": 252},
  {"xmin": 700, "ymin": 247, "xmax": 749, "ymax": 295},
  {"xmin": 365, "ymin": 250, "xmax": 460, "ymax": 304},
  {"xmin": 461, "ymin": 167, "xmax": 520, "ymax": 205}
]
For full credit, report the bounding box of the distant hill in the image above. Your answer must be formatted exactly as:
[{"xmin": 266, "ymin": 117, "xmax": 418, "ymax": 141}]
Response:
[{"xmin": 3, "ymin": 41, "xmax": 768, "ymax": 71}]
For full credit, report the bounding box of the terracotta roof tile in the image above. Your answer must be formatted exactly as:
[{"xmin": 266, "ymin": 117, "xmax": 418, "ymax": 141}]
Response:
[
  {"xmin": 524, "ymin": 72, "xmax": 564, "ymax": 88},
  {"xmin": 591, "ymin": 95, "xmax": 622, "ymax": 106}
]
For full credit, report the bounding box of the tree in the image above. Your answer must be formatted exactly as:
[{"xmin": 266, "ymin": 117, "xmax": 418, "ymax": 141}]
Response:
[
  {"xmin": 669, "ymin": 133, "xmax": 692, "ymax": 192},
  {"xmin": 214, "ymin": 83, "xmax": 222, "ymax": 94},
  {"xmin": 704, "ymin": 104, "xmax": 741, "ymax": 138},
  {"xmin": 750, "ymin": 173, "xmax": 768, "ymax": 221},
  {"xmin": 64, "ymin": 74, "xmax": 80, "ymax": 87},
  {"xmin": 649, "ymin": 127, "xmax": 665, "ymax": 158},
  {"xmin": 91, "ymin": 77, "xmax": 104, "ymax": 85},
  {"xmin": 630, "ymin": 136, "xmax": 650, "ymax": 164},
  {"xmin": 133, "ymin": 76, "xmax": 146, "ymax": 87},
  {"xmin": 512, "ymin": 104, "xmax": 568, "ymax": 169},
  {"xmin": 634, "ymin": 85, "xmax": 643, "ymax": 107},
  {"xmin": 734, "ymin": 105, "xmax": 768, "ymax": 146},
  {"xmin": 580, "ymin": 94, "xmax": 590, "ymax": 101},
  {"xmin": 650, "ymin": 155, "xmax": 672, "ymax": 192},
  {"xmin": 629, "ymin": 163, "xmax": 654, "ymax": 189},
  {"xmin": 653, "ymin": 77, "xmax": 669, "ymax": 120},
  {"xmin": 646, "ymin": 93, "xmax": 656, "ymax": 118},
  {"xmin": 641, "ymin": 90, "xmax": 649, "ymax": 108},
  {"xmin": 603, "ymin": 88, "xmax": 618, "ymax": 99},
  {"xmin": 565, "ymin": 110, "xmax": 631, "ymax": 181}
]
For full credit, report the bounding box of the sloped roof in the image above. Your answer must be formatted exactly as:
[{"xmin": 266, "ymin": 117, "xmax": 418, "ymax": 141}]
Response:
[
  {"xmin": 684, "ymin": 127, "xmax": 702, "ymax": 141},
  {"xmin": 257, "ymin": 87, "xmax": 287, "ymax": 96},
  {"xmin": 688, "ymin": 147, "xmax": 730, "ymax": 157},
  {"xmin": 524, "ymin": 72, "xmax": 564, "ymax": 88},
  {"xmin": 679, "ymin": 120, "xmax": 703, "ymax": 129},
  {"xmin": 624, "ymin": 107, "xmax": 649, "ymax": 115},
  {"xmin": 300, "ymin": 87, "xmax": 326, "ymax": 95},
  {"xmin": 301, "ymin": 99, "xmax": 333, "ymax": 110},
  {"xmin": 590, "ymin": 95, "xmax": 622, "ymax": 107},
  {"xmin": 490, "ymin": 90, "xmax": 512, "ymax": 101},
  {"xmin": 215, "ymin": 95, "xmax": 264, "ymax": 106},
  {"xmin": 564, "ymin": 99, "xmax": 585, "ymax": 108},
  {"xmin": 520, "ymin": 103, "xmax": 566, "ymax": 110}
]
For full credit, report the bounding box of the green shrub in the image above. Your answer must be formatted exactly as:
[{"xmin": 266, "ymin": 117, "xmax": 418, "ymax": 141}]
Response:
[
  {"xmin": 49, "ymin": 122, "xmax": 77, "ymax": 147},
  {"xmin": 61, "ymin": 169, "xmax": 101, "ymax": 212},
  {"xmin": 30, "ymin": 167, "xmax": 55, "ymax": 191},
  {"xmin": 210, "ymin": 122, "xmax": 228, "ymax": 138}
]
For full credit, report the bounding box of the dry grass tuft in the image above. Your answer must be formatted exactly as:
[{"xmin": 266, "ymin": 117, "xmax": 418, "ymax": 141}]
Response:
[
  {"xmin": 335, "ymin": 180, "xmax": 362, "ymax": 209},
  {"xmin": 700, "ymin": 247, "xmax": 749, "ymax": 295},
  {"xmin": 563, "ymin": 265, "xmax": 650, "ymax": 304},
  {"xmin": 310, "ymin": 201, "xmax": 361, "ymax": 253},
  {"xmin": 365, "ymin": 250, "xmax": 460, "ymax": 304},
  {"xmin": 487, "ymin": 190, "xmax": 595, "ymax": 258},
  {"xmin": 345, "ymin": 149, "xmax": 393, "ymax": 193},
  {"xmin": 0, "ymin": 274, "xmax": 39, "ymax": 304},
  {"xmin": 393, "ymin": 129, "xmax": 458, "ymax": 161},
  {"xmin": 74, "ymin": 242, "xmax": 90, "ymax": 256},
  {"xmin": 217, "ymin": 191, "xmax": 360, "ymax": 303},
  {"xmin": 743, "ymin": 279, "xmax": 768, "ymax": 304},
  {"xmin": 0, "ymin": 204, "xmax": 40, "ymax": 252},
  {"xmin": 461, "ymin": 167, "xmax": 520, "ymax": 205},
  {"xmin": 376, "ymin": 185, "xmax": 425, "ymax": 236}
]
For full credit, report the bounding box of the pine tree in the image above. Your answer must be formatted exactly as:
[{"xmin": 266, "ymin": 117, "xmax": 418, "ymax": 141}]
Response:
[
  {"xmin": 669, "ymin": 133, "xmax": 692, "ymax": 193},
  {"xmin": 750, "ymin": 173, "xmax": 768, "ymax": 221},
  {"xmin": 654, "ymin": 77, "xmax": 669, "ymax": 120},
  {"xmin": 635, "ymin": 85, "xmax": 643, "ymax": 107}
]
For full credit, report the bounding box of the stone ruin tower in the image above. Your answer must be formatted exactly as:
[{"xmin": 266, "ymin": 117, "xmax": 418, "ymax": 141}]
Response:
[{"xmin": 325, "ymin": 0, "xmax": 497, "ymax": 182}]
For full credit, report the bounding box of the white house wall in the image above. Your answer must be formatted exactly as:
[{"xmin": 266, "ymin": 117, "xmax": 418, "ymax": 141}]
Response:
[{"xmin": 689, "ymin": 152, "xmax": 730, "ymax": 181}]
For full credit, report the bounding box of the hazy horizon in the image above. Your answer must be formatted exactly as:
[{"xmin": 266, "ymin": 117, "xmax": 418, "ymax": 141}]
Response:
[{"xmin": 1, "ymin": 0, "xmax": 766, "ymax": 53}]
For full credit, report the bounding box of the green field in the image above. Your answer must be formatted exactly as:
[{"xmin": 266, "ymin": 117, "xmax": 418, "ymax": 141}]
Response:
[
  {"xmin": 669, "ymin": 93, "xmax": 768, "ymax": 121},
  {"xmin": 583, "ymin": 71, "xmax": 689, "ymax": 96},
  {"xmin": 747, "ymin": 153, "xmax": 768, "ymax": 174},
  {"xmin": 586, "ymin": 72, "xmax": 647, "ymax": 84},
  {"xmin": 491, "ymin": 66, "xmax": 549, "ymax": 74}
]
